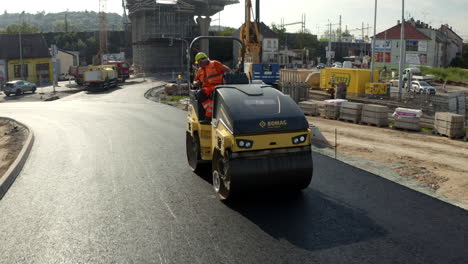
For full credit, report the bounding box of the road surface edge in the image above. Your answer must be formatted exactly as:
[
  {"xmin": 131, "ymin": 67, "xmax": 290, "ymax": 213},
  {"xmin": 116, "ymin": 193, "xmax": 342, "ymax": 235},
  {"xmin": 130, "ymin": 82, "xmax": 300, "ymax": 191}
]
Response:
[{"xmin": 0, "ymin": 117, "xmax": 35, "ymax": 200}]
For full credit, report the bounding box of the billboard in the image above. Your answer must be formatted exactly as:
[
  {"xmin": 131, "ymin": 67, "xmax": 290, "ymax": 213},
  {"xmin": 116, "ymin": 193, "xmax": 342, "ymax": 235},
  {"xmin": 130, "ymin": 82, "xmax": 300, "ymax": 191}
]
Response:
[
  {"xmin": 0, "ymin": 60, "xmax": 6, "ymax": 83},
  {"xmin": 406, "ymin": 53, "xmax": 427, "ymax": 65},
  {"xmin": 374, "ymin": 40, "xmax": 392, "ymax": 51}
]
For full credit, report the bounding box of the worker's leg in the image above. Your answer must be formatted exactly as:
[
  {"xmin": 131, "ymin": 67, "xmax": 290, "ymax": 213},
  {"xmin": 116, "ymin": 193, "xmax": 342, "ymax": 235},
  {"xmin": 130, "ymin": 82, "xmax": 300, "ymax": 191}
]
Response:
[{"xmin": 196, "ymin": 89, "xmax": 207, "ymax": 119}]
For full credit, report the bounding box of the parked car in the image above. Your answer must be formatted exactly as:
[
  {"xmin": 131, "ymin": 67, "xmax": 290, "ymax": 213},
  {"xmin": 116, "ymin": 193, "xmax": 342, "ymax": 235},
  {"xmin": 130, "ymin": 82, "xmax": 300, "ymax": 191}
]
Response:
[
  {"xmin": 406, "ymin": 81, "xmax": 436, "ymax": 94},
  {"xmin": 58, "ymin": 73, "xmax": 75, "ymax": 81},
  {"xmin": 332, "ymin": 62, "xmax": 343, "ymax": 68},
  {"xmin": 316, "ymin": 63, "xmax": 325, "ymax": 70},
  {"xmin": 2, "ymin": 80, "xmax": 36, "ymax": 96}
]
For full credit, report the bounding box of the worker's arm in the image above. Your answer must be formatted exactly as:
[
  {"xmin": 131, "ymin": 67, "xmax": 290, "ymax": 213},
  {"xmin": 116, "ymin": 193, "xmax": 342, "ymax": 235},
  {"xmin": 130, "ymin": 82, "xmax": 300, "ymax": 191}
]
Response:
[
  {"xmin": 213, "ymin": 60, "xmax": 231, "ymax": 74},
  {"xmin": 222, "ymin": 64, "xmax": 231, "ymax": 73},
  {"xmin": 193, "ymin": 70, "xmax": 203, "ymax": 88}
]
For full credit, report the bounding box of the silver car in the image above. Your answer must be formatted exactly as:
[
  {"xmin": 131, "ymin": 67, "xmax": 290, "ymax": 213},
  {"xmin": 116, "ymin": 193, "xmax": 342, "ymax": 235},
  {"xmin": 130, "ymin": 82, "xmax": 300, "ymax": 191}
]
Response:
[{"xmin": 3, "ymin": 80, "xmax": 37, "ymax": 96}]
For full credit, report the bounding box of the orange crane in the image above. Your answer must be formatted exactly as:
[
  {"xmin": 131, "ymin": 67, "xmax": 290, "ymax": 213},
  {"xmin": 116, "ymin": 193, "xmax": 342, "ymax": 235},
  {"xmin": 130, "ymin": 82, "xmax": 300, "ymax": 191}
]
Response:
[
  {"xmin": 93, "ymin": 0, "xmax": 108, "ymax": 65},
  {"xmin": 239, "ymin": 0, "xmax": 261, "ymax": 63}
]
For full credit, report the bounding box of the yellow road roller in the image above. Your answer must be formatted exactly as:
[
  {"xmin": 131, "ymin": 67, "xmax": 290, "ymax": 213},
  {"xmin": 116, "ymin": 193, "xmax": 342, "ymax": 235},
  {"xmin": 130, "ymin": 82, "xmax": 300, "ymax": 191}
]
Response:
[{"xmin": 185, "ymin": 37, "xmax": 313, "ymax": 200}]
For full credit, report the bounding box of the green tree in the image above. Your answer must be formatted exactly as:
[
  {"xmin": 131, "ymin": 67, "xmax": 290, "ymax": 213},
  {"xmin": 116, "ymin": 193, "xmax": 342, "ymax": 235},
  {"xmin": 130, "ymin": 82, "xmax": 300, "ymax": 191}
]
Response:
[
  {"xmin": 421, "ymin": 67, "xmax": 468, "ymax": 91},
  {"xmin": 271, "ymin": 23, "xmax": 286, "ymax": 45},
  {"xmin": 215, "ymin": 27, "xmax": 236, "ymax": 37},
  {"xmin": 5, "ymin": 23, "xmax": 40, "ymax": 33}
]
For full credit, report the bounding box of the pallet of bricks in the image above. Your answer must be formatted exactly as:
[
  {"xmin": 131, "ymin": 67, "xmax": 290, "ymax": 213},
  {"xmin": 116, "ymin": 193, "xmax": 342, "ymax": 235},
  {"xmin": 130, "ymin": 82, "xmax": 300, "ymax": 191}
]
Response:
[
  {"xmin": 392, "ymin": 107, "xmax": 422, "ymax": 131},
  {"xmin": 298, "ymin": 101, "xmax": 319, "ymax": 116},
  {"xmin": 433, "ymin": 112, "xmax": 465, "ymax": 139},
  {"xmin": 322, "ymin": 99, "xmax": 348, "ymax": 120},
  {"xmin": 360, "ymin": 104, "xmax": 389, "ymax": 127},
  {"xmin": 339, "ymin": 102, "xmax": 363, "ymax": 123}
]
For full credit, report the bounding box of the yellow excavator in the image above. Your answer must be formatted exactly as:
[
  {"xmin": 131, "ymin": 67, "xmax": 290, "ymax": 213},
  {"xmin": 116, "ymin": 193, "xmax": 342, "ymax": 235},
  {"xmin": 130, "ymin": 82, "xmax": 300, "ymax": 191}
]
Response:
[{"xmin": 185, "ymin": 36, "xmax": 313, "ymax": 200}]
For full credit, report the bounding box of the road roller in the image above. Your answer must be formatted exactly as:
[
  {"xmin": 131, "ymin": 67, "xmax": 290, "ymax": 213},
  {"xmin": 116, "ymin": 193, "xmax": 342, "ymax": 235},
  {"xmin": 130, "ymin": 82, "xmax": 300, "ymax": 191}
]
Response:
[{"xmin": 185, "ymin": 37, "xmax": 313, "ymax": 200}]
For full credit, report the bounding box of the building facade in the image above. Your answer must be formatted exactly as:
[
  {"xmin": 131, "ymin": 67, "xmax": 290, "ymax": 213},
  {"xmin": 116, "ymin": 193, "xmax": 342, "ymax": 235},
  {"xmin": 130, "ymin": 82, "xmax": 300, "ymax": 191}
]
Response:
[
  {"xmin": 0, "ymin": 34, "xmax": 52, "ymax": 85},
  {"xmin": 374, "ymin": 19, "xmax": 464, "ymax": 69},
  {"xmin": 56, "ymin": 50, "xmax": 79, "ymax": 75}
]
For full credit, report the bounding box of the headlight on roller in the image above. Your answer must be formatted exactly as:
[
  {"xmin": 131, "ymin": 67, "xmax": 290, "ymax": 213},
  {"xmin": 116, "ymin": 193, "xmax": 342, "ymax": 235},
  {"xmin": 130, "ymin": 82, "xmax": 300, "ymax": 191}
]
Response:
[
  {"xmin": 292, "ymin": 134, "xmax": 308, "ymax": 145},
  {"xmin": 236, "ymin": 139, "xmax": 253, "ymax": 149}
]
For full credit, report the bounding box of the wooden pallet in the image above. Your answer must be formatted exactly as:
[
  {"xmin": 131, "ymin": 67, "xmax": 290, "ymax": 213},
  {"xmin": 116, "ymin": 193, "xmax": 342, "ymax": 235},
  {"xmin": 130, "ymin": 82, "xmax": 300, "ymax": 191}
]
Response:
[
  {"xmin": 391, "ymin": 126, "xmax": 421, "ymax": 132},
  {"xmin": 322, "ymin": 116, "xmax": 338, "ymax": 120},
  {"xmin": 432, "ymin": 130, "xmax": 465, "ymax": 140},
  {"xmin": 359, "ymin": 121, "xmax": 388, "ymax": 128},
  {"xmin": 338, "ymin": 118, "xmax": 359, "ymax": 124}
]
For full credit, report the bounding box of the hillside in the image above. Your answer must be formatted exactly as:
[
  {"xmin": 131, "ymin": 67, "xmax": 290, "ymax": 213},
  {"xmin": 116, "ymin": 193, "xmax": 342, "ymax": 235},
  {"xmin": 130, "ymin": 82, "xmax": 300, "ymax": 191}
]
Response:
[{"xmin": 0, "ymin": 11, "xmax": 125, "ymax": 32}]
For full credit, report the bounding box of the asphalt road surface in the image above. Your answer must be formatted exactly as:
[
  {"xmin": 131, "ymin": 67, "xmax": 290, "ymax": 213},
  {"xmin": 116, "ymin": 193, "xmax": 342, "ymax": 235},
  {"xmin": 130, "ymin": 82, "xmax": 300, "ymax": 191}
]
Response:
[{"xmin": 0, "ymin": 81, "xmax": 467, "ymax": 264}]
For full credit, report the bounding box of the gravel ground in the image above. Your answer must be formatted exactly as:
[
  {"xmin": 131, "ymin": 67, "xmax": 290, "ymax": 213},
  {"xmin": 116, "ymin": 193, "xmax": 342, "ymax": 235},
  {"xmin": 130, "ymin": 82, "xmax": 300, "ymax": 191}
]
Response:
[{"xmin": 0, "ymin": 120, "xmax": 28, "ymax": 180}]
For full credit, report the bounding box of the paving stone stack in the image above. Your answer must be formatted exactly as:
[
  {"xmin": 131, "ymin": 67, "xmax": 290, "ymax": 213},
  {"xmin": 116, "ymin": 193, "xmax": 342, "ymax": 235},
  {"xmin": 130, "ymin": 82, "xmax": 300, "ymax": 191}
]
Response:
[
  {"xmin": 339, "ymin": 102, "xmax": 364, "ymax": 123},
  {"xmin": 393, "ymin": 108, "xmax": 422, "ymax": 131},
  {"xmin": 433, "ymin": 112, "xmax": 465, "ymax": 139},
  {"xmin": 323, "ymin": 99, "xmax": 348, "ymax": 120},
  {"xmin": 361, "ymin": 104, "xmax": 389, "ymax": 127},
  {"xmin": 324, "ymin": 104, "xmax": 340, "ymax": 119},
  {"xmin": 298, "ymin": 101, "xmax": 319, "ymax": 116}
]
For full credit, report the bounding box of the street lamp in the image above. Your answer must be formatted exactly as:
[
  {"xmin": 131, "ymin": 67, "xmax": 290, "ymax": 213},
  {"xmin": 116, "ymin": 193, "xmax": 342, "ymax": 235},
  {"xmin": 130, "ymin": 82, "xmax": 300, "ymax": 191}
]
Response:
[
  {"xmin": 370, "ymin": 0, "xmax": 377, "ymax": 82},
  {"xmin": 397, "ymin": 0, "xmax": 406, "ymax": 100}
]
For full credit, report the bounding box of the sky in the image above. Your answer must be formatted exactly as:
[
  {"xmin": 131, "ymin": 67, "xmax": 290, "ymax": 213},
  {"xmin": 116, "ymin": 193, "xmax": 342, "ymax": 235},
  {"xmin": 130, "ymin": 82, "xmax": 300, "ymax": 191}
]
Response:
[{"xmin": 1, "ymin": 0, "xmax": 467, "ymax": 39}]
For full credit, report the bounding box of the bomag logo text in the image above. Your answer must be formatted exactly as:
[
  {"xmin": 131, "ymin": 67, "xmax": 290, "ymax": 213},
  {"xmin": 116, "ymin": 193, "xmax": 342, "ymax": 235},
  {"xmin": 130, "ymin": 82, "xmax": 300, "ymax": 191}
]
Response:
[{"xmin": 267, "ymin": 120, "xmax": 287, "ymax": 128}]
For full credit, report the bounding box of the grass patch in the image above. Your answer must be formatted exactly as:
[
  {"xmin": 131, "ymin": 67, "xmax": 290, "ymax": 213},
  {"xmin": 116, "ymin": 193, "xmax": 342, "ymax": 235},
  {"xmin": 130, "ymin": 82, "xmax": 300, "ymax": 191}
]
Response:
[
  {"xmin": 421, "ymin": 127, "xmax": 433, "ymax": 133},
  {"xmin": 162, "ymin": 96, "xmax": 189, "ymax": 102}
]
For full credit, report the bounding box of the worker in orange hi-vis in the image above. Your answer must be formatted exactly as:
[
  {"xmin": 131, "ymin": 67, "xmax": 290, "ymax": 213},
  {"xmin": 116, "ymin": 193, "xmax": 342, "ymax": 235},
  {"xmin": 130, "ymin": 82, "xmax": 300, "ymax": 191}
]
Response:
[{"xmin": 192, "ymin": 52, "xmax": 231, "ymax": 120}]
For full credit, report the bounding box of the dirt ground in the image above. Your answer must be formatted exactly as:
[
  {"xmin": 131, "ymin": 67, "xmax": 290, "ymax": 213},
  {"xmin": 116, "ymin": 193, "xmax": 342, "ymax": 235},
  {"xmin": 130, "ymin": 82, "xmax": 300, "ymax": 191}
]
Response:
[
  {"xmin": 0, "ymin": 121, "xmax": 28, "ymax": 180},
  {"xmin": 309, "ymin": 116, "xmax": 468, "ymax": 206}
]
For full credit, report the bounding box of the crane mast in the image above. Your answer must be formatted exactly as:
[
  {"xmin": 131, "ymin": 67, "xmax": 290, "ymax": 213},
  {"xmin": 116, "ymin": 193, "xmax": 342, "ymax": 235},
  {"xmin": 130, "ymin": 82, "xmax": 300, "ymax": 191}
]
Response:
[{"xmin": 240, "ymin": 0, "xmax": 261, "ymax": 63}]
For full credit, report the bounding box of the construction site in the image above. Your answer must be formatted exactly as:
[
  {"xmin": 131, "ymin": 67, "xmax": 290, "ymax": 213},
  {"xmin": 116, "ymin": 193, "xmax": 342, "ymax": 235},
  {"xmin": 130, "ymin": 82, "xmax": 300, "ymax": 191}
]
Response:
[{"xmin": 124, "ymin": 0, "xmax": 467, "ymax": 207}]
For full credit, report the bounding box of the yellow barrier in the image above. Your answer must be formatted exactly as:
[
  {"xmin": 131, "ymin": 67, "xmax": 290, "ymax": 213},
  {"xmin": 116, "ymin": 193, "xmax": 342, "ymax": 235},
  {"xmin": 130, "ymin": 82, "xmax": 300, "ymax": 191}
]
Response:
[{"xmin": 365, "ymin": 83, "xmax": 388, "ymax": 95}]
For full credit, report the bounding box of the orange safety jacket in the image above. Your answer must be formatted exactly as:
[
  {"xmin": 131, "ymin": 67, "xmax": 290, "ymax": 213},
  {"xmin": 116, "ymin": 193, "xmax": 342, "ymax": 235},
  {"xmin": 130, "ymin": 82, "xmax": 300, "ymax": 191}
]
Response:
[{"xmin": 195, "ymin": 60, "xmax": 225, "ymax": 118}]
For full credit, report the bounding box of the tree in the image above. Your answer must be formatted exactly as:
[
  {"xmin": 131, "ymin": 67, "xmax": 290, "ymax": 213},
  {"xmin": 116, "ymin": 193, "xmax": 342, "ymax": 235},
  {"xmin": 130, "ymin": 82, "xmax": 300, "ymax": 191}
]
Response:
[
  {"xmin": 5, "ymin": 23, "xmax": 40, "ymax": 33},
  {"xmin": 449, "ymin": 57, "xmax": 465, "ymax": 68},
  {"xmin": 270, "ymin": 23, "xmax": 286, "ymax": 46},
  {"xmin": 215, "ymin": 27, "xmax": 236, "ymax": 37},
  {"xmin": 421, "ymin": 67, "xmax": 468, "ymax": 92}
]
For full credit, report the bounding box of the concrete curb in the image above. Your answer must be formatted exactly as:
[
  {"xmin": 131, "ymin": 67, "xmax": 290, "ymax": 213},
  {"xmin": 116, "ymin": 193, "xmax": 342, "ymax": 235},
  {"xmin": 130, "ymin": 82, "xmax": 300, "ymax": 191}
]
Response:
[{"xmin": 0, "ymin": 118, "xmax": 35, "ymax": 200}]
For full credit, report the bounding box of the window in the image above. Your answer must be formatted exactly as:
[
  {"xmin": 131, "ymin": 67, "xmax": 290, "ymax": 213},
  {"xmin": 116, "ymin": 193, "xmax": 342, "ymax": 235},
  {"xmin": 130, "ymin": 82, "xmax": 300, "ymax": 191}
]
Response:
[
  {"xmin": 14, "ymin": 64, "xmax": 28, "ymax": 78},
  {"xmin": 406, "ymin": 40, "xmax": 419, "ymax": 52},
  {"xmin": 267, "ymin": 40, "xmax": 272, "ymax": 49}
]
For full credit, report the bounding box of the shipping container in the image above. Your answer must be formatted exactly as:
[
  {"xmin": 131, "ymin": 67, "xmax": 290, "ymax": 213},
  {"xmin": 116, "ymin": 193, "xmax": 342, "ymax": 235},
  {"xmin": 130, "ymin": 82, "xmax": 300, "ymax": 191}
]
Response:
[{"xmin": 320, "ymin": 68, "xmax": 380, "ymax": 97}]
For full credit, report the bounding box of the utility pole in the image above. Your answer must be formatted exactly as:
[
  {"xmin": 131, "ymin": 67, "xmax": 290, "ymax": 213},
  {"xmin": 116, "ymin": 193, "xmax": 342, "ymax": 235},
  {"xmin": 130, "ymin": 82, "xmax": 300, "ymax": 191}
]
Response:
[
  {"xmin": 328, "ymin": 21, "xmax": 332, "ymax": 65},
  {"xmin": 370, "ymin": 0, "xmax": 377, "ymax": 82},
  {"xmin": 398, "ymin": 0, "xmax": 406, "ymax": 100},
  {"xmin": 362, "ymin": 22, "xmax": 364, "ymax": 40},
  {"xmin": 19, "ymin": 11, "xmax": 24, "ymax": 80},
  {"xmin": 338, "ymin": 15, "xmax": 342, "ymax": 42}
]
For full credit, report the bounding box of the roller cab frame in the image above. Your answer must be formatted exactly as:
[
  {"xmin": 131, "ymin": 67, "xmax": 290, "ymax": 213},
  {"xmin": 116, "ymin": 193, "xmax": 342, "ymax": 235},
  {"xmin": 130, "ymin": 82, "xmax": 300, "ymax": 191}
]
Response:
[{"xmin": 185, "ymin": 37, "xmax": 313, "ymax": 200}]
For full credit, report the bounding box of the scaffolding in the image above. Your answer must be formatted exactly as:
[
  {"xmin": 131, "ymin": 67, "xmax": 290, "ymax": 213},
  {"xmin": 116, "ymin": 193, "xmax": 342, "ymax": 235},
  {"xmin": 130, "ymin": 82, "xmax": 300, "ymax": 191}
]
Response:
[{"xmin": 127, "ymin": 0, "xmax": 238, "ymax": 74}]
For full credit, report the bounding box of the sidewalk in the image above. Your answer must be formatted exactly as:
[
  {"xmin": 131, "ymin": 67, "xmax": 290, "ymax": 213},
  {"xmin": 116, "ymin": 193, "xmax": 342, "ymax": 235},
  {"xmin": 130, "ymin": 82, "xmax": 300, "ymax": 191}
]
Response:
[{"xmin": 0, "ymin": 81, "xmax": 84, "ymax": 103}]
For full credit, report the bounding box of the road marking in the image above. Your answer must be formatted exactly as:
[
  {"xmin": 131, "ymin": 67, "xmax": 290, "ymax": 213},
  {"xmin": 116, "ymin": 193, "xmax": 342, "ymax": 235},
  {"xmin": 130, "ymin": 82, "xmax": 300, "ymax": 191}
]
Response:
[{"xmin": 163, "ymin": 201, "xmax": 177, "ymax": 220}]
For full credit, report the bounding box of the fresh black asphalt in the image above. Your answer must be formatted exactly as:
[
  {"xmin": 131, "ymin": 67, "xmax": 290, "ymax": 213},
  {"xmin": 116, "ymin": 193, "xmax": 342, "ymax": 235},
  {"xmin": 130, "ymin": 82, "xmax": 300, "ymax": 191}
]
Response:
[{"xmin": 0, "ymin": 81, "xmax": 466, "ymax": 263}]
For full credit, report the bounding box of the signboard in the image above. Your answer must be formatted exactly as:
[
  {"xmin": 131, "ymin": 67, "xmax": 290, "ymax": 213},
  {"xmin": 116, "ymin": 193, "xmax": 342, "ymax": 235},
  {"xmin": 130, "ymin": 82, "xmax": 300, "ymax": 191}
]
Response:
[
  {"xmin": 375, "ymin": 52, "xmax": 391, "ymax": 62},
  {"xmin": 385, "ymin": 52, "xmax": 391, "ymax": 62},
  {"xmin": 326, "ymin": 51, "xmax": 335, "ymax": 59},
  {"xmin": 418, "ymin": 41, "xmax": 427, "ymax": 52},
  {"xmin": 103, "ymin": 52, "xmax": 126, "ymax": 62},
  {"xmin": 374, "ymin": 40, "xmax": 392, "ymax": 51},
  {"xmin": 50, "ymin": 45, "xmax": 58, "ymax": 57},
  {"xmin": 0, "ymin": 60, "xmax": 6, "ymax": 83},
  {"xmin": 406, "ymin": 53, "xmax": 427, "ymax": 65}
]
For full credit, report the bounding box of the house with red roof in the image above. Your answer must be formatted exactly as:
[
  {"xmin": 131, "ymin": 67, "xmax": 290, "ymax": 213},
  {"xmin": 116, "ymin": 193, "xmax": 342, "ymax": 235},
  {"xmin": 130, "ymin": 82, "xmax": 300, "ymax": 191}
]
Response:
[{"xmin": 373, "ymin": 19, "xmax": 463, "ymax": 69}]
